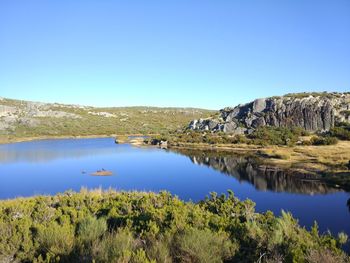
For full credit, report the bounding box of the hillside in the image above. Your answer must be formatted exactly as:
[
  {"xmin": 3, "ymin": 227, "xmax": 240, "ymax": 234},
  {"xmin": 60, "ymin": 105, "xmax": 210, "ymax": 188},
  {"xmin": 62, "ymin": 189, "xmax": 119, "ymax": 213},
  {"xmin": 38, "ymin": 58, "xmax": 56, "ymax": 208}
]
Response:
[
  {"xmin": 188, "ymin": 92, "xmax": 350, "ymax": 134},
  {"xmin": 0, "ymin": 97, "xmax": 214, "ymax": 140}
]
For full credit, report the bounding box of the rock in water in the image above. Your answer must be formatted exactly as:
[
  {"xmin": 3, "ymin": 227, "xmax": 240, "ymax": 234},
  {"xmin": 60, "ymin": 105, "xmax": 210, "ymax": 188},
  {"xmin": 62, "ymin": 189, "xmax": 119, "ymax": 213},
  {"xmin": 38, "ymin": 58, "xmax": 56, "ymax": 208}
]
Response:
[{"xmin": 188, "ymin": 92, "xmax": 350, "ymax": 134}]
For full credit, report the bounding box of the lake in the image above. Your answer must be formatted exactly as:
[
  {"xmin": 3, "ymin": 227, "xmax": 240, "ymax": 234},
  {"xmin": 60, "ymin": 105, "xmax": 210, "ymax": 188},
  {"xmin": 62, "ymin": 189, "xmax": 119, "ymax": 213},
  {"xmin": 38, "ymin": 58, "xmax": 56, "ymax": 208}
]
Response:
[{"xmin": 0, "ymin": 137, "xmax": 349, "ymax": 241}]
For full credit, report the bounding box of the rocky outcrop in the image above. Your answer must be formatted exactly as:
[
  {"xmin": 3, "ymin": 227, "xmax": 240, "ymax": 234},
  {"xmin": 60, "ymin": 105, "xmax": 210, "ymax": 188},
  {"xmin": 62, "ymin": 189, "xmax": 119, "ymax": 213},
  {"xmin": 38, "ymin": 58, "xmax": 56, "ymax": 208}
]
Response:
[
  {"xmin": 189, "ymin": 92, "xmax": 350, "ymax": 133},
  {"xmin": 0, "ymin": 99, "xmax": 84, "ymax": 132}
]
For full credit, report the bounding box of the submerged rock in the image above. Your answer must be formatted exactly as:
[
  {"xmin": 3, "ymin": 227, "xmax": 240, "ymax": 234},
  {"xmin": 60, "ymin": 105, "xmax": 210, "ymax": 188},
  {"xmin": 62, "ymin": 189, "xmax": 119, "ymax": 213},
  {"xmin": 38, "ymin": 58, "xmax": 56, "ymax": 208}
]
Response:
[{"xmin": 91, "ymin": 170, "xmax": 113, "ymax": 176}]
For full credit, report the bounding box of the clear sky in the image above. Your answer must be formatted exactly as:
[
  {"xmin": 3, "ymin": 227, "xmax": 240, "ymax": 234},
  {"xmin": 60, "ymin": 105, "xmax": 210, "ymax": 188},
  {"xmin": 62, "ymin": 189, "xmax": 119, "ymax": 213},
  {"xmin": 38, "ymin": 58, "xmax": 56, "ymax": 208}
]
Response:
[{"xmin": 0, "ymin": 0, "xmax": 349, "ymax": 109}]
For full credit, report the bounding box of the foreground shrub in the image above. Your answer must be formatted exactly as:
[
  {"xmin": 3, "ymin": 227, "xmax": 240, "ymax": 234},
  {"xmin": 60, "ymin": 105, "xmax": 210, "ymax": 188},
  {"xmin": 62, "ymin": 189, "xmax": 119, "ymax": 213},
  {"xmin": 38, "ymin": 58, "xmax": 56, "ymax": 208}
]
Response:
[
  {"xmin": 306, "ymin": 248, "xmax": 349, "ymax": 263},
  {"xmin": 92, "ymin": 229, "xmax": 136, "ymax": 263},
  {"xmin": 77, "ymin": 216, "xmax": 107, "ymax": 245},
  {"xmin": 145, "ymin": 234, "xmax": 172, "ymax": 263},
  {"xmin": 0, "ymin": 190, "xmax": 348, "ymax": 263},
  {"xmin": 38, "ymin": 222, "xmax": 75, "ymax": 257},
  {"xmin": 172, "ymin": 228, "xmax": 237, "ymax": 263}
]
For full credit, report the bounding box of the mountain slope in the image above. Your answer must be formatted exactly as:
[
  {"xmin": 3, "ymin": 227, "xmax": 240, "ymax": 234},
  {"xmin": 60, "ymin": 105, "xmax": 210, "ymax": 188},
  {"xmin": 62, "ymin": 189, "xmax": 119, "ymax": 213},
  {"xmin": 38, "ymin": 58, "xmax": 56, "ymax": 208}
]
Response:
[{"xmin": 0, "ymin": 97, "xmax": 214, "ymax": 138}]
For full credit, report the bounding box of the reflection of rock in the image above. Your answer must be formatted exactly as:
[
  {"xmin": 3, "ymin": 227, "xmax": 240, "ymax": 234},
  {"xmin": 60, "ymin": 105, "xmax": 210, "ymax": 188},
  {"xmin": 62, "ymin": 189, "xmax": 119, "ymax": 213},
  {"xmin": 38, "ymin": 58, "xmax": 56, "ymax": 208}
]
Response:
[
  {"xmin": 347, "ymin": 198, "xmax": 350, "ymax": 213},
  {"xmin": 176, "ymin": 149, "xmax": 340, "ymax": 195}
]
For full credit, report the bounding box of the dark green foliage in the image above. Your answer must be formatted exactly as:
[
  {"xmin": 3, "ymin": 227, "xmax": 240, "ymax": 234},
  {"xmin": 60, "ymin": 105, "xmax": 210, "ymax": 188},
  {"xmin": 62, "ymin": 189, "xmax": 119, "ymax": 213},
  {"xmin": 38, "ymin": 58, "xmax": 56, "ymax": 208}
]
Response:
[
  {"xmin": 330, "ymin": 123, "xmax": 350, "ymax": 140},
  {"xmin": 152, "ymin": 127, "xmax": 311, "ymax": 147},
  {"xmin": 322, "ymin": 172, "xmax": 350, "ymax": 192},
  {"xmin": 149, "ymin": 131, "xmax": 249, "ymax": 145},
  {"xmin": 248, "ymin": 127, "xmax": 301, "ymax": 146},
  {"xmin": 308, "ymin": 136, "xmax": 339, "ymax": 146},
  {"xmin": 0, "ymin": 190, "xmax": 347, "ymax": 263}
]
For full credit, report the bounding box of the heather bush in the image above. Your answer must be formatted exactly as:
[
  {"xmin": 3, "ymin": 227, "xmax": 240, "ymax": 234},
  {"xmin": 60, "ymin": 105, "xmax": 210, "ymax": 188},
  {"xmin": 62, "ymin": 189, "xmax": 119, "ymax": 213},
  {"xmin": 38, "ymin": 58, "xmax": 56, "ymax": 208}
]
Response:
[{"xmin": 0, "ymin": 190, "xmax": 348, "ymax": 263}]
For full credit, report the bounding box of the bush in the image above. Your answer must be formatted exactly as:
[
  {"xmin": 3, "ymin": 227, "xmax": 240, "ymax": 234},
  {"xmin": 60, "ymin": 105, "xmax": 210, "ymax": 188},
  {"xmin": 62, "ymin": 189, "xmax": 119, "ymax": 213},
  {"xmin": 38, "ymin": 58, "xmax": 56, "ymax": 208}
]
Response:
[
  {"xmin": 92, "ymin": 229, "xmax": 136, "ymax": 263},
  {"xmin": 172, "ymin": 228, "xmax": 237, "ymax": 263},
  {"xmin": 330, "ymin": 125, "xmax": 350, "ymax": 140},
  {"xmin": 155, "ymin": 127, "xmax": 309, "ymax": 146},
  {"xmin": 0, "ymin": 190, "xmax": 348, "ymax": 262},
  {"xmin": 38, "ymin": 222, "xmax": 75, "ymax": 256},
  {"xmin": 306, "ymin": 249, "xmax": 349, "ymax": 263},
  {"xmin": 77, "ymin": 216, "xmax": 107, "ymax": 245},
  {"xmin": 309, "ymin": 136, "xmax": 338, "ymax": 146},
  {"xmin": 145, "ymin": 234, "xmax": 172, "ymax": 263},
  {"xmin": 248, "ymin": 127, "xmax": 300, "ymax": 146}
]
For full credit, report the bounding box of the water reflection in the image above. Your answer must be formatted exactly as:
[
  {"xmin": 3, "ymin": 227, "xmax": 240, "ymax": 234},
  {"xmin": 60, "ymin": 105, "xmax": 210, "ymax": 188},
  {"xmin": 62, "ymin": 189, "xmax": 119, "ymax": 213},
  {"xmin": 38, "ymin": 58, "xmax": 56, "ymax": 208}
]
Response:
[
  {"xmin": 173, "ymin": 149, "xmax": 341, "ymax": 195},
  {"xmin": 0, "ymin": 138, "xmax": 123, "ymax": 163},
  {"xmin": 0, "ymin": 138, "xmax": 349, "ymax": 241}
]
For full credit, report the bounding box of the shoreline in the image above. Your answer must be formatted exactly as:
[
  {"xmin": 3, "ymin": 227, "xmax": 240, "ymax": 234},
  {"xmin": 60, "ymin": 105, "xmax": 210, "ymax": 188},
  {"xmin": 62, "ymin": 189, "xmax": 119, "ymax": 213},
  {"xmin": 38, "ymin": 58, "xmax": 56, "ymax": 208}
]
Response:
[
  {"xmin": 165, "ymin": 141, "xmax": 350, "ymax": 170},
  {"xmin": 163, "ymin": 141, "xmax": 350, "ymax": 190},
  {"xmin": 3, "ymin": 134, "xmax": 348, "ymax": 174},
  {"xmin": 1, "ymin": 134, "xmax": 349, "ymax": 190},
  {"xmin": 0, "ymin": 133, "xmax": 156, "ymax": 145}
]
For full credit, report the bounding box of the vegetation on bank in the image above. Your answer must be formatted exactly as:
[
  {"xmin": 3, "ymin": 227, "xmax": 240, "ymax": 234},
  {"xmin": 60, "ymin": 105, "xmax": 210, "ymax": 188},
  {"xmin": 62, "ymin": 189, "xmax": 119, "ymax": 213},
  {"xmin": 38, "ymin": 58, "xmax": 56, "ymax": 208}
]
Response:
[
  {"xmin": 149, "ymin": 122, "xmax": 350, "ymax": 147},
  {"xmin": 147, "ymin": 128, "xmax": 299, "ymax": 146},
  {"xmin": 0, "ymin": 98, "xmax": 214, "ymax": 140},
  {"xmin": 330, "ymin": 122, "xmax": 350, "ymax": 141},
  {"xmin": 149, "ymin": 127, "xmax": 336, "ymax": 147},
  {"xmin": 146, "ymin": 125, "xmax": 350, "ymax": 191},
  {"xmin": 0, "ymin": 190, "xmax": 348, "ymax": 263}
]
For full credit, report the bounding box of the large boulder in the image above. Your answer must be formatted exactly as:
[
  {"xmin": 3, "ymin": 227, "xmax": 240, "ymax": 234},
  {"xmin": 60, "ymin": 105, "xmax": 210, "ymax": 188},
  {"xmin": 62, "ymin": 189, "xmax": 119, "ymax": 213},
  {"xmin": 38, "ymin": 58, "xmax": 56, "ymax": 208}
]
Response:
[{"xmin": 188, "ymin": 92, "xmax": 350, "ymax": 133}]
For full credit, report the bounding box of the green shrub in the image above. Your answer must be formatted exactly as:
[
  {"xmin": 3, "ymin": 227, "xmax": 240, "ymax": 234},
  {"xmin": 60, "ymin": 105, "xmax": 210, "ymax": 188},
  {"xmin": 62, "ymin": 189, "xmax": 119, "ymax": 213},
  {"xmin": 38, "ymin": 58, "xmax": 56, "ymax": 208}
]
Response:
[
  {"xmin": 92, "ymin": 228, "xmax": 136, "ymax": 263},
  {"xmin": 38, "ymin": 222, "xmax": 75, "ymax": 256},
  {"xmin": 145, "ymin": 234, "xmax": 172, "ymax": 263},
  {"xmin": 309, "ymin": 136, "xmax": 338, "ymax": 146},
  {"xmin": 248, "ymin": 127, "xmax": 300, "ymax": 146},
  {"xmin": 0, "ymin": 190, "xmax": 348, "ymax": 262},
  {"xmin": 77, "ymin": 216, "xmax": 107, "ymax": 245},
  {"xmin": 330, "ymin": 125, "xmax": 350, "ymax": 140},
  {"xmin": 130, "ymin": 249, "xmax": 154, "ymax": 263},
  {"xmin": 172, "ymin": 228, "xmax": 237, "ymax": 263}
]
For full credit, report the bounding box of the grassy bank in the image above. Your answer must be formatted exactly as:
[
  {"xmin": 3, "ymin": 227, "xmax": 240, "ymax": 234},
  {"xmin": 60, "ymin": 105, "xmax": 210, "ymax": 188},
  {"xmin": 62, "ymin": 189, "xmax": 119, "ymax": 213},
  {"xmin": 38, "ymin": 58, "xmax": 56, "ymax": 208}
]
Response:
[
  {"xmin": 150, "ymin": 139, "xmax": 350, "ymax": 172},
  {"xmin": 148, "ymin": 126, "xmax": 350, "ymax": 186},
  {"xmin": 0, "ymin": 190, "xmax": 348, "ymax": 263}
]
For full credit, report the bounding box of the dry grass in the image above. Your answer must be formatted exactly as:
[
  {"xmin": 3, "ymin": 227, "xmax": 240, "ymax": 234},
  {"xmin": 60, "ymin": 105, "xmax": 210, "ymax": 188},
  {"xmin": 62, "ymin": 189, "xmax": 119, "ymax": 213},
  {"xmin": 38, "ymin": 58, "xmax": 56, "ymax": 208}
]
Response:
[
  {"xmin": 262, "ymin": 141, "xmax": 350, "ymax": 172},
  {"xmin": 170, "ymin": 141, "xmax": 350, "ymax": 174}
]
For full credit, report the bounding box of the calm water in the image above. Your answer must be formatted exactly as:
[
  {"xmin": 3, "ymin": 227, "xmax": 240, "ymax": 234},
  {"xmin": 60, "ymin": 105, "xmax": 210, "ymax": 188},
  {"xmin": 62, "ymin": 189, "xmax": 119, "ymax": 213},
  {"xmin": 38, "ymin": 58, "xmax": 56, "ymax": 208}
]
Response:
[{"xmin": 0, "ymin": 138, "xmax": 349, "ymax": 240}]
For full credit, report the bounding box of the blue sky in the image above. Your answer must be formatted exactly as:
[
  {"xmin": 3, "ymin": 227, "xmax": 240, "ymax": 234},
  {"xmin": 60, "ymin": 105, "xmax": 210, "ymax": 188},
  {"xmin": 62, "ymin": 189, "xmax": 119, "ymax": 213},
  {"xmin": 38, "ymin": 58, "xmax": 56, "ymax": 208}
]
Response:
[{"xmin": 0, "ymin": 0, "xmax": 349, "ymax": 109}]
